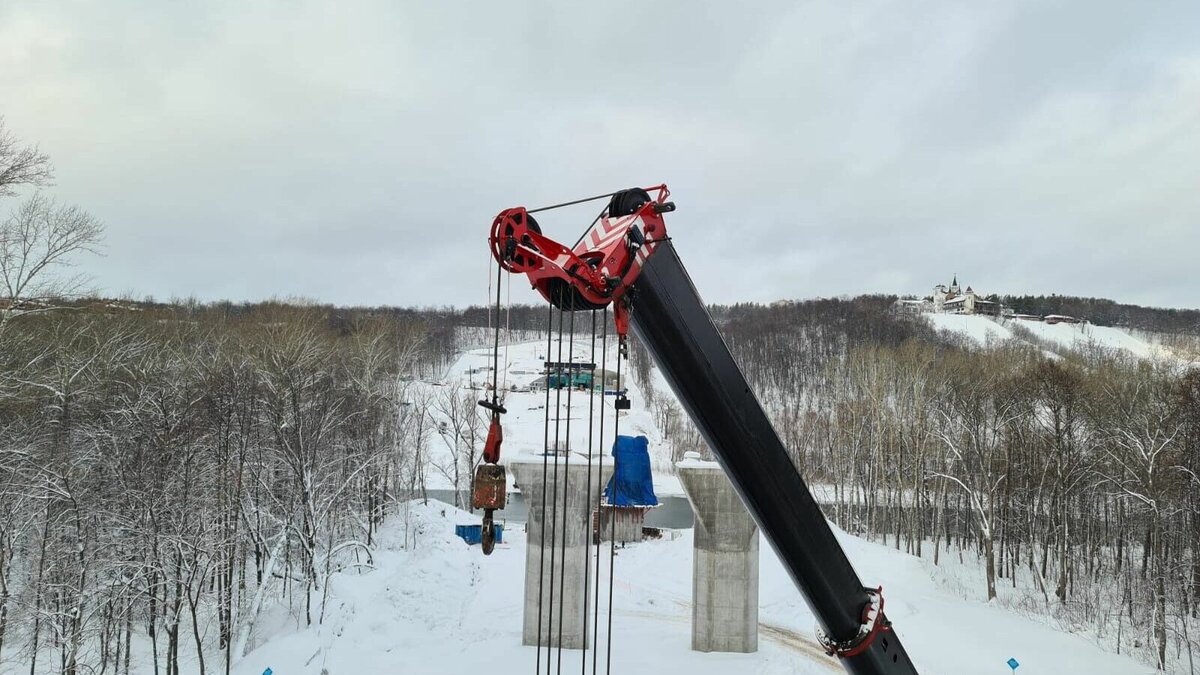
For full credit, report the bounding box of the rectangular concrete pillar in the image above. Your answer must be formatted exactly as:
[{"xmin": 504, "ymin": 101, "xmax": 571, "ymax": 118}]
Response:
[
  {"xmin": 677, "ymin": 452, "xmax": 758, "ymax": 653},
  {"xmin": 511, "ymin": 456, "xmax": 612, "ymax": 649}
]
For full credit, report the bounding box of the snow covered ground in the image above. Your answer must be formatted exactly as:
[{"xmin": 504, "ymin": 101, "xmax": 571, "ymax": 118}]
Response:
[
  {"xmin": 924, "ymin": 313, "xmax": 1018, "ymax": 348},
  {"xmin": 1014, "ymin": 319, "xmax": 1172, "ymax": 360},
  {"xmin": 230, "ymin": 500, "xmax": 1153, "ymax": 675},
  {"xmin": 922, "ymin": 313, "xmax": 1188, "ymax": 363}
]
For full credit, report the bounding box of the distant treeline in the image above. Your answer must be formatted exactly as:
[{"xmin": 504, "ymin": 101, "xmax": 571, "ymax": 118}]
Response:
[
  {"xmin": 66, "ymin": 290, "xmax": 1200, "ymax": 345},
  {"xmin": 713, "ymin": 294, "xmax": 941, "ymax": 346},
  {"xmin": 1003, "ymin": 294, "xmax": 1200, "ymax": 334},
  {"xmin": 709, "ymin": 296, "xmax": 952, "ymax": 398}
]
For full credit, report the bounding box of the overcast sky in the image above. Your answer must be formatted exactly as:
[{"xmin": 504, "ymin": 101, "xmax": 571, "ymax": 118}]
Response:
[{"xmin": 2, "ymin": 0, "xmax": 1197, "ymax": 309}]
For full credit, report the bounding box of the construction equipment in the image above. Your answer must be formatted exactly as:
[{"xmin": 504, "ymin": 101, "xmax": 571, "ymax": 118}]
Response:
[
  {"xmin": 472, "ymin": 400, "xmax": 507, "ymax": 554},
  {"xmin": 471, "ymin": 460, "xmax": 505, "ymax": 554},
  {"xmin": 487, "ymin": 185, "xmax": 919, "ymax": 675},
  {"xmin": 473, "ymin": 284, "xmax": 510, "ymax": 554}
]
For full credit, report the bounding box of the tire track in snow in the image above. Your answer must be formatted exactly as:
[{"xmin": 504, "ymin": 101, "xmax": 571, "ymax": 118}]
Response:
[
  {"xmin": 757, "ymin": 621, "xmax": 841, "ymax": 670},
  {"xmin": 615, "ymin": 606, "xmax": 839, "ymax": 670}
]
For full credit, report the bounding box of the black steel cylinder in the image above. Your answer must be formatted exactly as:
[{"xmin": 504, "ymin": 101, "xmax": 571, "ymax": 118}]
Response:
[{"xmin": 629, "ymin": 241, "xmax": 918, "ymax": 675}]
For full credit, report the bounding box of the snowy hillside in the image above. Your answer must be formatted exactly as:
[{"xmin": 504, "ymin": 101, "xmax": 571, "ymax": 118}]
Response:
[
  {"xmin": 230, "ymin": 500, "xmax": 1153, "ymax": 675},
  {"xmin": 923, "ymin": 313, "xmax": 1017, "ymax": 347},
  {"xmin": 922, "ymin": 313, "xmax": 1190, "ymax": 363}
]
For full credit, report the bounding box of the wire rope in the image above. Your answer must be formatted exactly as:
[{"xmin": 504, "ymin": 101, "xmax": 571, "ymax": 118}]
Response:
[
  {"xmin": 604, "ymin": 338, "xmax": 623, "ymax": 675},
  {"xmin": 555, "ymin": 306, "xmax": 577, "ymax": 673},
  {"xmin": 580, "ymin": 309, "xmax": 597, "ymax": 675},
  {"xmin": 535, "ymin": 303, "xmax": 554, "ymax": 674},
  {"xmin": 545, "ymin": 301, "xmax": 566, "ymax": 674}
]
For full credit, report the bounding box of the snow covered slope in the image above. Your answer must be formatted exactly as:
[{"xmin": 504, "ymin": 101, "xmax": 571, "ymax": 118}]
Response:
[
  {"xmin": 1014, "ymin": 319, "xmax": 1170, "ymax": 360},
  {"xmin": 231, "ymin": 501, "xmax": 1153, "ymax": 675},
  {"xmin": 922, "ymin": 313, "xmax": 1186, "ymax": 362},
  {"xmin": 924, "ymin": 313, "xmax": 1017, "ymax": 347}
]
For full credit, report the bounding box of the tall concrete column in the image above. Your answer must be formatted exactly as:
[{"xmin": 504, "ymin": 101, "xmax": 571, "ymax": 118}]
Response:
[
  {"xmin": 511, "ymin": 455, "xmax": 613, "ymax": 649},
  {"xmin": 677, "ymin": 451, "xmax": 759, "ymax": 653}
]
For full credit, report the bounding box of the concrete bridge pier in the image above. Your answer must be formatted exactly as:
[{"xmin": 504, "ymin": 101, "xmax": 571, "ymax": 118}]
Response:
[
  {"xmin": 511, "ymin": 456, "xmax": 613, "ymax": 649},
  {"xmin": 677, "ymin": 452, "xmax": 759, "ymax": 653}
]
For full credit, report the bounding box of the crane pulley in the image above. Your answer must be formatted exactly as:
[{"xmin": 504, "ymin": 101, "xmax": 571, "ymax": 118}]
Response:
[{"xmin": 488, "ymin": 185, "xmax": 674, "ymax": 342}]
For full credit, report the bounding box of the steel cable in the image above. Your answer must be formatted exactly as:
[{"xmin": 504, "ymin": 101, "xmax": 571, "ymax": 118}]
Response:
[
  {"xmin": 545, "ymin": 301, "xmax": 566, "ymax": 675},
  {"xmin": 580, "ymin": 309, "xmax": 597, "ymax": 675},
  {"xmin": 605, "ymin": 342, "xmax": 622, "ymax": 675},
  {"xmin": 535, "ymin": 303, "xmax": 554, "ymax": 674},
  {"xmin": 555, "ymin": 306, "xmax": 577, "ymax": 673},
  {"xmin": 591, "ymin": 309, "xmax": 608, "ymax": 675}
]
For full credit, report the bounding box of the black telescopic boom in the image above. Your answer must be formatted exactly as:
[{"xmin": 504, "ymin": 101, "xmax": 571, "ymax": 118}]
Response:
[{"xmin": 629, "ymin": 241, "xmax": 919, "ymax": 675}]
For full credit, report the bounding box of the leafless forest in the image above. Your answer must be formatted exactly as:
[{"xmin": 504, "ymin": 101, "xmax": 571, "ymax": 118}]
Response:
[{"xmin": 0, "ymin": 302, "xmax": 457, "ymax": 674}]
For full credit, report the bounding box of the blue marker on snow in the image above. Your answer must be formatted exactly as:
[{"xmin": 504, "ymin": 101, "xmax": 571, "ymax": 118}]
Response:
[
  {"xmin": 263, "ymin": 669, "xmax": 273, "ymax": 675},
  {"xmin": 1007, "ymin": 657, "xmax": 1020, "ymax": 671}
]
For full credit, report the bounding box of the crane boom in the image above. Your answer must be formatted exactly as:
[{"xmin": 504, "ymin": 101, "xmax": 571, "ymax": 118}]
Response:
[{"xmin": 630, "ymin": 240, "xmax": 918, "ymax": 674}]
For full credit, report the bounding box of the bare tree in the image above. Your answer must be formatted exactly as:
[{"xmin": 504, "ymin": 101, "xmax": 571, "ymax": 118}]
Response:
[
  {"xmin": 0, "ymin": 193, "xmax": 104, "ymax": 334},
  {"xmin": 929, "ymin": 351, "xmax": 1024, "ymax": 601},
  {"xmin": 0, "ymin": 118, "xmax": 53, "ymax": 197},
  {"xmin": 431, "ymin": 384, "xmax": 485, "ymax": 509},
  {"xmin": 1090, "ymin": 362, "xmax": 1186, "ymax": 670}
]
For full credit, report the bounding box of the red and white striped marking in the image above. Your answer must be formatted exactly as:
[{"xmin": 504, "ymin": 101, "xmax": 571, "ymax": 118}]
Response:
[{"xmin": 578, "ymin": 215, "xmax": 642, "ymax": 254}]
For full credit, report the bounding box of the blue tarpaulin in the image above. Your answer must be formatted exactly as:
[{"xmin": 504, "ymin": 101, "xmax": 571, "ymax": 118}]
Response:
[
  {"xmin": 604, "ymin": 435, "xmax": 658, "ymax": 507},
  {"xmin": 455, "ymin": 523, "xmax": 503, "ymax": 545}
]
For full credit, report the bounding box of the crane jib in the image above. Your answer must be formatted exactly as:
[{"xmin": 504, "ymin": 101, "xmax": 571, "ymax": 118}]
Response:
[{"xmin": 629, "ymin": 241, "xmax": 918, "ymax": 674}]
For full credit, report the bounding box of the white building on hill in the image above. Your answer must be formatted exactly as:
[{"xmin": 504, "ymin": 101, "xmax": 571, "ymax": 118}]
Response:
[
  {"xmin": 895, "ymin": 275, "xmax": 1004, "ymax": 316},
  {"xmin": 935, "ymin": 275, "xmax": 1002, "ymax": 315}
]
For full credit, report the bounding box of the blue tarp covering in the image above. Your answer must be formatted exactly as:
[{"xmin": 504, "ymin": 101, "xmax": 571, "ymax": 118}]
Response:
[
  {"xmin": 455, "ymin": 523, "xmax": 503, "ymax": 545},
  {"xmin": 604, "ymin": 435, "xmax": 658, "ymax": 507}
]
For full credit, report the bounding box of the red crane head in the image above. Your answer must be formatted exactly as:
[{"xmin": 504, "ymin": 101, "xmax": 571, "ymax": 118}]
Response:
[{"xmin": 488, "ymin": 185, "xmax": 674, "ymax": 333}]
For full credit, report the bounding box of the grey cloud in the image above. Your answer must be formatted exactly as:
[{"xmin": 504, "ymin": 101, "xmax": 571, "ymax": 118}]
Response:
[{"xmin": 1, "ymin": 0, "xmax": 1196, "ymax": 310}]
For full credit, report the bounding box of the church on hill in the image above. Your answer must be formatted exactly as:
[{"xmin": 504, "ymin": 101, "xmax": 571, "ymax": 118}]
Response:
[
  {"xmin": 895, "ymin": 275, "xmax": 1004, "ymax": 316},
  {"xmin": 932, "ymin": 275, "xmax": 1001, "ymax": 315}
]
